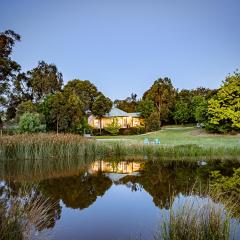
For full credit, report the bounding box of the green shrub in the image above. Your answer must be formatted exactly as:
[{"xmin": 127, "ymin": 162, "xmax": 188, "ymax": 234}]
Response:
[
  {"xmin": 104, "ymin": 119, "xmax": 121, "ymax": 135},
  {"xmin": 119, "ymin": 126, "xmax": 145, "ymax": 135},
  {"xmin": 146, "ymin": 112, "xmax": 161, "ymax": 132},
  {"xmin": 18, "ymin": 112, "xmax": 42, "ymax": 133},
  {"xmin": 210, "ymin": 168, "xmax": 240, "ymax": 194}
]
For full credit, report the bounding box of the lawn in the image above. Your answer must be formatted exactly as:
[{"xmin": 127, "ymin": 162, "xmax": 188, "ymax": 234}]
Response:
[{"xmin": 95, "ymin": 126, "xmax": 240, "ymax": 148}]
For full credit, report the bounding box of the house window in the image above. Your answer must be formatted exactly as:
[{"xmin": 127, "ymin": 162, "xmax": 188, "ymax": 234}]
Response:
[{"xmin": 94, "ymin": 119, "xmax": 99, "ymax": 128}]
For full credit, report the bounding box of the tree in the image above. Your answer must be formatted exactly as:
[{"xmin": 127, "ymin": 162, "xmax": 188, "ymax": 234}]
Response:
[
  {"xmin": 91, "ymin": 93, "xmax": 112, "ymax": 134},
  {"xmin": 40, "ymin": 92, "xmax": 84, "ymax": 133},
  {"xmin": 41, "ymin": 92, "xmax": 66, "ymax": 133},
  {"xmin": 63, "ymin": 79, "xmax": 99, "ymax": 112},
  {"xmin": 137, "ymin": 99, "xmax": 155, "ymax": 119},
  {"xmin": 143, "ymin": 78, "xmax": 176, "ymax": 125},
  {"xmin": 12, "ymin": 61, "xmax": 63, "ymax": 104},
  {"xmin": 0, "ymin": 30, "xmax": 21, "ymax": 106},
  {"xmin": 172, "ymin": 101, "xmax": 190, "ymax": 124},
  {"xmin": 114, "ymin": 93, "xmax": 138, "ymax": 113},
  {"xmin": 104, "ymin": 118, "xmax": 121, "ymax": 135},
  {"xmin": 192, "ymin": 96, "xmax": 208, "ymax": 124},
  {"xmin": 207, "ymin": 71, "xmax": 240, "ymax": 133},
  {"xmin": 16, "ymin": 100, "xmax": 37, "ymax": 120},
  {"xmin": 19, "ymin": 112, "xmax": 41, "ymax": 133},
  {"xmin": 145, "ymin": 112, "xmax": 161, "ymax": 132}
]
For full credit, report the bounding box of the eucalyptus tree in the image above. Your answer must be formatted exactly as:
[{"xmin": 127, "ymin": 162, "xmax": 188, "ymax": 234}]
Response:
[{"xmin": 143, "ymin": 77, "xmax": 176, "ymax": 125}]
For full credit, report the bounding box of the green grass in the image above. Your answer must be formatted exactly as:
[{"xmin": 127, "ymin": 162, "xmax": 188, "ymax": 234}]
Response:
[
  {"xmin": 95, "ymin": 127, "xmax": 240, "ymax": 148},
  {"xmin": 0, "ymin": 128, "xmax": 239, "ymax": 162}
]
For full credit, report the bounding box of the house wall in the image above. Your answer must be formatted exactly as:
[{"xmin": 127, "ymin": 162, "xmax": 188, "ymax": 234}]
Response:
[{"xmin": 88, "ymin": 116, "xmax": 141, "ymax": 129}]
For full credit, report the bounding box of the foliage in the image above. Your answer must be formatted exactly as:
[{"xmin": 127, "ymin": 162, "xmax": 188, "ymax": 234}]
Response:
[
  {"xmin": 172, "ymin": 101, "xmax": 190, "ymax": 124},
  {"xmin": 0, "ymin": 30, "xmax": 21, "ymax": 105},
  {"xmin": 114, "ymin": 93, "xmax": 138, "ymax": 112},
  {"xmin": 18, "ymin": 112, "xmax": 42, "ymax": 133},
  {"xmin": 104, "ymin": 119, "xmax": 121, "ymax": 135},
  {"xmin": 119, "ymin": 126, "xmax": 145, "ymax": 135},
  {"xmin": 13, "ymin": 61, "xmax": 63, "ymax": 103},
  {"xmin": 63, "ymin": 79, "xmax": 99, "ymax": 112},
  {"xmin": 40, "ymin": 92, "xmax": 84, "ymax": 133},
  {"xmin": 143, "ymin": 77, "xmax": 176, "ymax": 123},
  {"xmin": 137, "ymin": 98, "xmax": 155, "ymax": 119},
  {"xmin": 210, "ymin": 168, "xmax": 240, "ymax": 195},
  {"xmin": 91, "ymin": 93, "xmax": 112, "ymax": 133},
  {"xmin": 145, "ymin": 111, "xmax": 161, "ymax": 131},
  {"xmin": 207, "ymin": 71, "xmax": 240, "ymax": 133},
  {"xmin": 192, "ymin": 96, "xmax": 208, "ymax": 124},
  {"xmin": 16, "ymin": 100, "xmax": 37, "ymax": 120}
]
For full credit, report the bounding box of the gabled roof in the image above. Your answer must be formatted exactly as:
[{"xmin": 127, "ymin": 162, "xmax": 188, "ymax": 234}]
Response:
[
  {"xmin": 104, "ymin": 107, "xmax": 129, "ymax": 117},
  {"xmin": 127, "ymin": 112, "xmax": 141, "ymax": 117}
]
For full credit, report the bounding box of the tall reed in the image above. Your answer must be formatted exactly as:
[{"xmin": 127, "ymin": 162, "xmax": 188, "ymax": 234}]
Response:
[
  {"xmin": 0, "ymin": 184, "xmax": 57, "ymax": 240},
  {"xmin": 156, "ymin": 192, "xmax": 239, "ymax": 240},
  {"xmin": 0, "ymin": 134, "xmax": 240, "ymax": 161}
]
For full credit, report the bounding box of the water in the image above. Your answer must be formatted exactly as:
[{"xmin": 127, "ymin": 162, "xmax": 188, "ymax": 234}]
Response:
[{"xmin": 0, "ymin": 159, "xmax": 239, "ymax": 239}]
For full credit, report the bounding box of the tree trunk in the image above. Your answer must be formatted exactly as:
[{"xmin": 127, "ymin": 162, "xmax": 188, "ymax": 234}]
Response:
[
  {"xmin": 156, "ymin": 102, "xmax": 162, "ymax": 127},
  {"xmin": 99, "ymin": 117, "xmax": 102, "ymax": 135},
  {"xmin": 56, "ymin": 114, "xmax": 59, "ymax": 134}
]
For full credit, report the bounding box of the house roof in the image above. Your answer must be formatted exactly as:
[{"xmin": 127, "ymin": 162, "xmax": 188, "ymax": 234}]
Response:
[
  {"xmin": 127, "ymin": 112, "xmax": 141, "ymax": 117},
  {"xmin": 104, "ymin": 107, "xmax": 129, "ymax": 117},
  {"xmin": 103, "ymin": 107, "xmax": 141, "ymax": 118}
]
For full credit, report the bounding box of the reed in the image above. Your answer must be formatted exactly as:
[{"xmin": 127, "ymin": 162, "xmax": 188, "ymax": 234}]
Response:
[
  {"xmin": 0, "ymin": 184, "xmax": 57, "ymax": 240},
  {"xmin": 0, "ymin": 133, "xmax": 240, "ymax": 161},
  {"xmin": 156, "ymin": 190, "xmax": 240, "ymax": 240}
]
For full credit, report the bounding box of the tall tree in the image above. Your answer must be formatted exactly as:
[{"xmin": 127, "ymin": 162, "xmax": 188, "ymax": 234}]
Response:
[
  {"xmin": 172, "ymin": 101, "xmax": 190, "ymax": 124},
  {"xmin": 207, "ymin": 71, "xmax": 240, "ymax": 132},
  {"xmin": 143, "ymin": 77, "xmax": 176, "ymax": 124},
  {"xmin": 63, "ymin": 79, "xmax": 99, "ymax": 112},
  {"xmin": 0, "ymin": 30, "xmax": 21, "ymax": 105},
  {"xmin": 40, "ymin": 92, "xmax": 84, "ymax": 133},
  {"xmin": 137, "ymin": 99, "xmax": 155, "ymax": 119},
  {"xmin": 91, "ymin": 93, "xmax": 112, "ymax": 134},
  {"xmin": 114, "ymin": 93, "xmax": 138, "ymax": 113},
  {"xmin": 0, "ymin": 30, "xmax": 21, "ymax": 126},
  {"xmin": 27, "ymin": 61, "xmax": 63, "ymax": 102}
]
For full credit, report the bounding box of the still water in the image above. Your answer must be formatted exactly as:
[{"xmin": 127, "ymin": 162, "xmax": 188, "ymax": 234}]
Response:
[{"xmin": 1, "ymin": 159, "xmax": 240, "ymax": 239}]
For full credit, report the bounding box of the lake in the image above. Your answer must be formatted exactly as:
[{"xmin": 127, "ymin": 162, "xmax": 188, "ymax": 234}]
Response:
[{"xmin": 0, "ymin": 159, "xmax": 239, "ymax": 239}]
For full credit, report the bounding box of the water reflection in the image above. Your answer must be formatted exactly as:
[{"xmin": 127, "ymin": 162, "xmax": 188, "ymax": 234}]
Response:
[{"xmin": 0, "ymin": 159, "xmax": 239, "ymax": 239}]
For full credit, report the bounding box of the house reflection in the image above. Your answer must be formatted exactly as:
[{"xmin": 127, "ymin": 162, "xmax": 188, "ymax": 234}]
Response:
[{"xmin": 90, "ymin": 160, "xmax": 142, "ymax": 174}]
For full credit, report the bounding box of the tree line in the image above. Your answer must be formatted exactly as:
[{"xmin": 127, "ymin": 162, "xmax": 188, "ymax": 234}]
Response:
[{"xmin": 0, "ymin": 30, "xmax": 239, "ymax": 134}]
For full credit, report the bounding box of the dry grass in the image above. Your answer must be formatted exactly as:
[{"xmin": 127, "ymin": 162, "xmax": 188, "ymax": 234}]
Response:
[{"xmin": 0, "ymin": 185, "xmax": 58, "ymax": 240}]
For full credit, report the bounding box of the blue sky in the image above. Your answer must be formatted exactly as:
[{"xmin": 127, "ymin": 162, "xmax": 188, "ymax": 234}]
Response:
[{"xmin": 1, "ymin": 0, "xmax": 240, "ymax": 100}]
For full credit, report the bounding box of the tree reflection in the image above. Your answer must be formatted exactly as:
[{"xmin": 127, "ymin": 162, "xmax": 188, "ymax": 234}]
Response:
[
  {"xmin": 39, "ymin": 170, "xmax": 112, "ymax": 210},
  {"xmin": 116, "ymin": 161, "xmax": 233, "ymax": 209}
]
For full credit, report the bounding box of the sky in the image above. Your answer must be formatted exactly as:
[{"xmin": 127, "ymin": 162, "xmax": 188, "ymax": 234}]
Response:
[{"xmin": 1, "ymin": 0, "xmax": 240, "ymax": 100}]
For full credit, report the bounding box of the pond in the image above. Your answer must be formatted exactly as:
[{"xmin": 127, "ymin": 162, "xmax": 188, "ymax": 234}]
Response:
[{"xmin": 0, "ymin": 159, "xmax": 240, "ymax": 240}]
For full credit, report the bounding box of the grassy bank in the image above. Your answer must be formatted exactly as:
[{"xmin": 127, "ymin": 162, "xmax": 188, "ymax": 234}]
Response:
[
  {"xmin": 96, "ymin": 126, "xmax": 240, "ymax": 148},
  {"xmin": 0, "ymin": 131, "xmax": 240, "ymax": 161}
]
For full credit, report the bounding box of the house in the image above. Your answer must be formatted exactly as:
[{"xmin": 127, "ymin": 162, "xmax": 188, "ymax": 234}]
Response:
[{"xmin": 88, "ymin": 107, "xmax": 141, "ymax": 129}]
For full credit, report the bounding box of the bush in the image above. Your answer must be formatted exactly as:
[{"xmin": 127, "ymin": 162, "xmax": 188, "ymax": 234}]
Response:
[
  {"xmin": 119, "ymin": 126, "xmax": 145, "ymax": 135},
  {"xmin": 146, "ymin": 112, "xmax": 161, "ymax": 132},
  {"xmin": 19, "ymin": 112, "xmax": 42, "ymax": 133},
  {"xmin": 104, "ymin": 120, "xmax": 121, "ymax": 135}
]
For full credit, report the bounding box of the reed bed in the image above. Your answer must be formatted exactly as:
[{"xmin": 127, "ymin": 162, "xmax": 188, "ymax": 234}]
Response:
[
  {"xmin": 156, "ymin": 192, "xmax": 240, "ymax": 240},
  {"xmin": 0, "ymin": 185, "xmax": 57, "ymax": 240},
  {"xmin": 0, "ymin": 133, "xmax": 240, "ymax": 161}
]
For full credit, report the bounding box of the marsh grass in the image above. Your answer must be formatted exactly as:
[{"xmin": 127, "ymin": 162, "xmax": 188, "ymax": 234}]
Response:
[
  {"xmin": 0, "ymin": 184, "xmax": 57, "ymax": 240},
  {"xmin": 156, "ymin": 190, "xmax": 240, "ymax": 240},
  {"xmin": 0, "ymin": 134, "xmax": 240, "ymax": 161}
]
